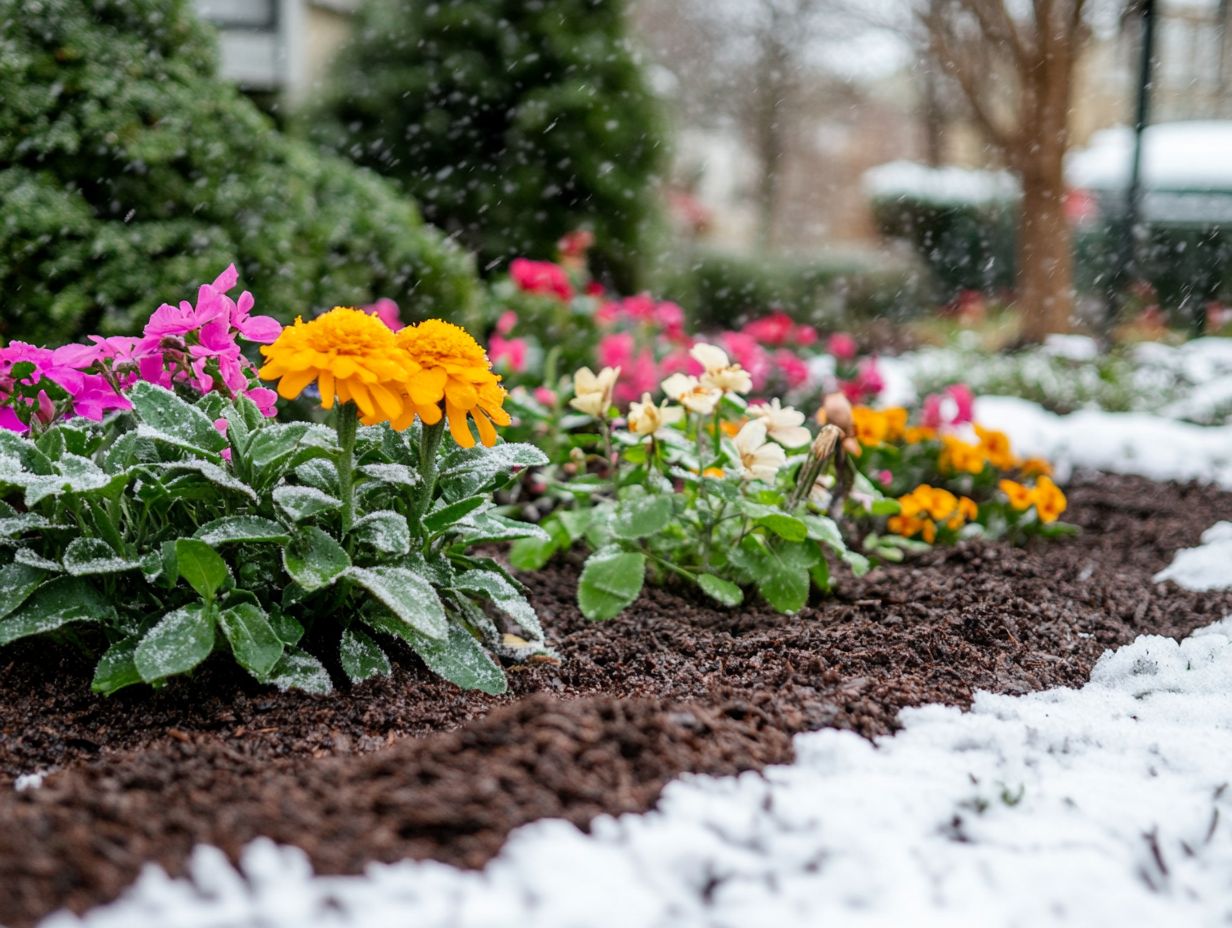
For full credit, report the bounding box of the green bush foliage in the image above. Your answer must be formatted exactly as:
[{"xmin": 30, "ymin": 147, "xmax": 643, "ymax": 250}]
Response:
[
  {"xmin": 0, "ymin": 385, "xmax": 550, "ymax": 694},
  {"xmin": 0, "ymin": 0, "xmax": 478, "ymax": 345},
  {"xmin": 308, "ymin": 0, "xmax": 665, "ymax": 291}
]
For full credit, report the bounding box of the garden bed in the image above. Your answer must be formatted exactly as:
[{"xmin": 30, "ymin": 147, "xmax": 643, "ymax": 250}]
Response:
[{"xmin": 3, "ymin": 473, "xmax": 1232, "ymax": 928}]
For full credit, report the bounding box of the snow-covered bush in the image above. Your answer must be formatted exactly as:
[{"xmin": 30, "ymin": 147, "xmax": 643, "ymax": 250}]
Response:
[{"xmin": 0, "ymin": 0, "xmax": 477, "ymax": 345}]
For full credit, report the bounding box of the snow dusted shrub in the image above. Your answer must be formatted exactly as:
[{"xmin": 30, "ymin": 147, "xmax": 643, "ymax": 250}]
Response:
[
  {"xmin": 0, "ymin": 274, "xmax": 549, "ymax": 695},
  {"xmin": 0, "ymin": 0, "xmax": 476, "ymax": 344}
]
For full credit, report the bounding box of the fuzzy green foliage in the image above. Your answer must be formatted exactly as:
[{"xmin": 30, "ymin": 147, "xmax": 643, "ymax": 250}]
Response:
[
  {"xmin": 0, "ymin": 386, "xmax": 550, "ymax": 695},
  {"xmin": 308, "ymin": 0, "xmax": 665, "ymax": 291},
  {"xmin": 0, "ymin": 0, "xmax": 478, "ymax": 345}
]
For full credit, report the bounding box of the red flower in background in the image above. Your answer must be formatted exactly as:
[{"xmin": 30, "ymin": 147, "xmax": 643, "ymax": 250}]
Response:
[{"xmin": 510, "ymin": 258, "xmax": 574, "ymax": 302}]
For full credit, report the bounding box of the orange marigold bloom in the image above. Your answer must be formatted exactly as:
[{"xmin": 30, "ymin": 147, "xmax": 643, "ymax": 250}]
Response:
[
  {"xmin": 999, "ymin": 479, "xmax": 1034, "ymax": 511},
  {"xmin": 851, "ymin": 406, "xmax": 889, "ymax": 446},
  {"xmin": 958, "ymin": 496, "xmax": 979, "ymax": 521},
  {"xmin": 904, "ymin": 426, "xmax": 938, "ymax": 444},
  {"xmin": 1020, "ymin": 457, "xmax": 1053, "ymax": 478},
  {"xmin": 258, "ymin": 307, "xmax": 417, "ymax": 426},
  {"xmin": 974, "ymin": 424, "xmax": 1017, "ymax": 470},
  {"xmin": 1031, "ymin": 475, "xmax": 1067, "ymax": 524},
  {"xmin": 395, "ymin": 320, "xmax": 510, "ymax": 448},
  {"xmin": 939, "ymin": 435, "xmax": 986, "ymax": 474}
]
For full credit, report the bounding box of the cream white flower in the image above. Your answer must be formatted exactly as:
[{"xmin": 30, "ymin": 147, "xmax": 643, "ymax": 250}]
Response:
[
  {"xmin": 660, "ymin": 372, "xmax": 722, "ymax": 416},
  {"xmin": 732, "ymin": 420, "xmax": 787, "ymax": 482},
  {"xmin": 748, "ymin": 398, "xmax": 811, "ymax": 448},
  {"xmin": 569, "ymin": 366, "xmax": 620, "ymax": 417},
  {"xmin": 627, "ymin": 392, "xmax": 684, "ymax": 438},
  {"xmin": 691, "ymin": 343, "xmax": 752, "ymax": 395}
]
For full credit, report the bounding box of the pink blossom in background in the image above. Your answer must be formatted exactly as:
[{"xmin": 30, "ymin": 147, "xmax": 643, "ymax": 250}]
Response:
[
  {"xmin": 742, "ymin": 312, "xmax": 794, "ymax": 346},
  {"xmin": 365, "ymin": 298, "xmax": 404, "ymax": 331},
  {"xmin": 494, "ymin": 310, "xmax": 519, "ymax": 336},
  {"xmin": 827, "ymin": 332, "xmax": 858, "ymax": 361},
  {"xmin": 598, "ymin": 331, "xmax": 635, "ymax": 371},
  {"xmin": 718, "ymin": 331, "xmax": 770, "ymax": 391},
  {"xmin": 617, "ymin": 350, "xmax": 659, "ymax": 406},
  {"xmin": 533, "ymin": 387, "xmax": 558, "ymax": 407},
  {"xmin": 659, "ymin": 347, "xmax": 700, "ymax": 379},
  {"xmin": 654, "ymin": 301, "xmax": 687, "ymax": 340},
  {"xmin": 510, "ymin": 258, "xmax": 574, "ymax": 301},
  {"xmin": 840, "ymin": 358, "xmax": 885, "ymax": 404},
  {"xmin": 774, "ymin": 350, "xmax": 810, "ymax": 389},
  {"xmin": 585, "ymin": 281, "xmax": 606, "ymax": 298},
  {"xmin": 489, "ymin": 334, "xmax": 528, "ymax": 373},
  {"xmin": 620, "ymin": 293, "xmax": 658, "ymax": 323},
  {"xmin": 877, "ymin": 470, "xmax": 893, "ymax": 487},
  {"xmin": 921, "ymin": 383, "xmax": 975, "ymax": 430}
]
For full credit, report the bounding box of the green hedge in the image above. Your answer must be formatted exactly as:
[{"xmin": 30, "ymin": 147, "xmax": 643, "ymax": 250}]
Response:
[
  {"xmin": 307, "ymin": 0, "xmax": 665, "ymax": 293},
  {"xmin": 0, "ymin": 0, "xmax": 478, "ymax": 345}
]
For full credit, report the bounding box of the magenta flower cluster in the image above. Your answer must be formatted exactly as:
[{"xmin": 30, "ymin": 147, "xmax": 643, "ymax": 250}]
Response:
[{"xmin": 0, "ymin": 265, "xmax": 281, "ymax": 433}]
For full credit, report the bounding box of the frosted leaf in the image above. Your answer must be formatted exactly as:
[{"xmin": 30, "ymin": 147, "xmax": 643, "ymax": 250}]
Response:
[
  {"xmin": 455, "ymin": 511, "xmax": 550, "ymax": 545},
  {"xmin": 155, "ymin": 459, "xmax": 258, "ymax": 501},
  {"xmin": 134, "ymin": 603, "xmax": 216, "ymax": 683},
  {"xmin": 265, "ymin": 649, "xmax": 333, "ymax": 694},
  {"xmin": 14, "ymin": 548, "xmax": 62, "ymax": 572},
  {"xmin": 23, "ymin": 454, "xmax": 115, "ymax": 506},
  {"xmin": 347, "ymin": 566, "xmax": 447, "ymax": 640},
  {"xmin": 0, "ymin": 562, "xmax": 45, "ymax": 620},
  {"xmin": 295, "ymin": 459, "xmax": 340, "ymax": 496},
  {"xmin": 0, "ymin": 513, "xmax": 52, "ymax": 537},
  {"xmin": 452, "ymin": 569, "xmax": 543, "ymax": 641},
  {"xmin": 194, "ymin": 516, "xmax": 290, "ymax": 546},
  {"xmin": 439, "ymin": 442, "xmax": 547, "ymax": 496},
  {"xmin": 128, "ymin": 382, "xmax": 228, "ymax": 455},
  {"xmin": 359, "ymin": 463, "xmax": 422, "ymax": 487},
  {"xmin": 62, "ymin": 537, "xmax": 140, "ymax": 576},
  {"xmin": 273, "ymin": 485, "xmax": 342, "ymax": 523},
  {"xmin": 338, "ymin": 627, "xmax": 391, "ymax": 683},
  {"xmin": 351, "ymin": 510, "xmax": 412, "ymax": 556},
  {"xmin": 0, "ymin": 577, "xmax": 109, "ymax": 646}
]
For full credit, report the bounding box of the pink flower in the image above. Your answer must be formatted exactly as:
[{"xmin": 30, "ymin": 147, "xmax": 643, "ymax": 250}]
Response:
[
  {"xmin": 774, "ymin": 350, "xmax": 810, "ymax": 389},
  {"xmin": 489, "ymin": 334, "xmax": 528, "ymax": 373},
  {"xmin": 595, "ymin": 300, "xmax": 621, "ymax": 327},
  {"xmin": 742, "ymin": 312, "xmax": 795, "ymax": 346},
  {"xmin": 585, "ymin": 281, "xmax": 606, "ymax": 298},
  {"xmin": 533, "ymin": 387, "xmax": 558, "ymax": 407},
  {"xmin": 654, "ymin": 301, "xmax": 686, "ymax": 340},
  {"xmin": 621, "ymin": 293, "xmax": 658, "ymax": 323},
  {"xmin": 365, "ymin": 298, "xmax": 404, "ymax": 332},
  {"xmin": 231, "ymin": 290, "xmax": 281, "ymax": 344},
  {"xmin": 877, "ymin": 470, "xmax": 893, "ymax": 487},
  {"xmin": 718, "ymin": 331, "xmax": 770, "ymax": 391},
  {"xmin": 494, "ymin": 310, "xmax": 519, "ymax": 336},
  {"xmin": 598, "ymin": 332, "xmax": 635, "ymax": 371},
  {"xmin": 921, "ymin": 384, "xmax": 975, "ymax": 430},
  {"xmin": 510, "ymin": 258, "xmax": 573, "ymax": 301},
  {"xmin": 827, "ymin": 332, "xmax": 858, "ymax": 361},
  {"xmin": 839, "ymin": 358, "xmax": 885, "ymax": 404}
]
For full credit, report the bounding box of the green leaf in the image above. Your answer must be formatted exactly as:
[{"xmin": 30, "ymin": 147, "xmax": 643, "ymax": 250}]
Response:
[
  {"xmin": 577, "ymin": 548, "xmax": 646, "ymax": 621},
  {"xmin": 218, "ymin": 603, "xmax": 284, "ymax": 679},
  {"xmin": 424, "ymin": 495, "xmax": 488, "ymax": 534},
  {"xmin": 174, "ymin": 539, "xmax": 231, "ymax": 600},
  {"xmin": 295, "ymin": 459, "xmax": 341, "ymax": 496},
  {"xmin": 438, "ymin": 442, "xmax": 548, "ymax": 497},
  {"xmin": 368, "ymin": 612, "xmax": 506, "ymax": 694},
  {"xmin": 62, "ymin": 537, "xmax": 139, "ymax": 576},
  {"xmin": 265, "ymin": 648, "xmax": 333, "ymax": 694},
  {"xmin": 128, "ymin": 382, "xmax": 228, "ymax": 455},
  {"xmin": 347, "ymin": 566, "xmax": 448, "ymax": 639},
  {"xmin": 273, "ymin": 485, "xmax": 342, "ymax": 523},
  {"xmin": 14, "ymin": 548, "xmax": 62, "ymax": 572},
  {"xmin": 269, "ymin": 609, "xmax": 305, "ymax": 646},
  {"xmin": 455, "ymin": 511, "xmax": 550, "ymax": 546},
  {"xmin": 697, "ymin": 573, "xmax": 744, "ymax": 607},
  {"xmin": 351, "ymin": 510, "xmax": 411, "ymax": 556},
  {"xmin": 611, "ymin": 494, "xmax": 673, "ymax": 540},
  {"xmin": 155, "ymin": 459, "xmax": 258, "ymax": 501},
  {"xmin": 338, "ymin": 627, "xmax": 391, "ymax": 683},
  {"xmin": 358, "ymin": 462, "xmax": 422, "ymax": 487},
  {"xmin": 0, "ymin": 513, "xmax": 51, "ymax": 538},
  {"xmin": 810, "ymin": 556, "xmax": 832, "ymax": 592},
  {"xmin": 755, "ymin": 512, "xmax": 809, "ymax": 542},
  {"xmin": 91, "ymin": 638, "xmax": 142, "ymax": 696},
  {"xmin": 508, "ymin": 532, "xmax": 563, "ymax": 571},
  {"xmin": 842, "ymin": 550, "xmax": 872, "ymax": 576},
  {"xmin": 194, "ymin": 516, "xmax": 290, "ymax": 546},
  {"xmin": 0, "ymin": 577, "xmax": 109, "ymax": 645},
  {"xmin": 870, "ymin": 498, "xmax": 902, "ymax": 517},
  {"xmin": 755, "ymin": 540, "xmax": 818, "ymax": 614},
  {"xmin": 0, "ymin": 562, "xmax": 46, "ymax": 620},
  {"xmin": 801, "ymin": 514, "xmax": 845, "ymax": 549},
  {"xmin": 452, "ymin": 570, "xmax": 543, "ymax": 640},
  {"xmin": 134, "ymin": 603, "xmax": 216, "ymax": 683},
  {"xmin": 283, "ymin": 527, "xmax": 351, "ymax": 591},
  {"xmin": 557, "ymin": 508, "xmax": 593, "ymax": 543}
]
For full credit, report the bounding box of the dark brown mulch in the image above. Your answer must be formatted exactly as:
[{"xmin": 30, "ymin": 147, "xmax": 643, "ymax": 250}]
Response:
[{"xmin": 2, "ymin": 472, "xmax": 1231, "ymax": 927}]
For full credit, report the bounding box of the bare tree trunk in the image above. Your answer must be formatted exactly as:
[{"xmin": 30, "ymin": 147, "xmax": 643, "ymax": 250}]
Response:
[{"xmin": 1017, "ymin": 162, "xmax": 1074, "ymax": 341}]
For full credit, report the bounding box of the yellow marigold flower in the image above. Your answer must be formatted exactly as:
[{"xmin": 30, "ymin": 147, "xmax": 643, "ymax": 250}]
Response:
[
  {"xmin": 702, "ymin": 466, "xmax": 726, "ymax": 479},
  {"xmin": 905, "ymin": 426, "xmax": 938, "ymax": 444},
  {"xmin": 958, "ymin": 496, "xmax": 979, "ymax": 521},
  {"xmin": 923, "ymin": 486, "xmax": 958, "ymax": 522},
  {"xmin": 999, "ymin": 479, "xmax": 1033, "ymax": 511},
  {"xmin": 921, "ymin": 519, "xmax": 937, "ymax": 543},
  {"xmin": 1020, "ymin": 457, "xmax": 1053, "ymax": 478},
  {"xmin": 882, "ymin": 407, "xmax": 909, "ymax": 441},
  {"xmin": 258, "ymin": 307, "xmax": 416, "ymax": 426},
  {"xmin": 851, "ymin": 406, "xmax": 889, "ymax": 447},
  {"xmin": 974, "ymin": 424, "xmax": 1017, "ymax": 470},
  {"xmin": 939, "ymin": 435, "xmax": 986, "ymax": 474},
  {"xmin": 395, "ymin": 320, "xmax": 511, "ymax": 448},
  {"xmin": 1031, "ymin": 475, "xmax": 1067, "ymax": 524}
]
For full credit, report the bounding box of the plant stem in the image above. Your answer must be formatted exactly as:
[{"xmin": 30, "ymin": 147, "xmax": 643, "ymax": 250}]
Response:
[
  {"xmin": 335, "ymin": 402, "xmax": 358, "ymax": 536},
  {"xmin": 413, "ymin": 418, "xmax": 447, "ymax": 536}
]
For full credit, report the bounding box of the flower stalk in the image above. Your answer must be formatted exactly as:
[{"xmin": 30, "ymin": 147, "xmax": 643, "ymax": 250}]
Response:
[{"xmin": 334, "ymin": 402, "xmax": 359, "ymax": 535}]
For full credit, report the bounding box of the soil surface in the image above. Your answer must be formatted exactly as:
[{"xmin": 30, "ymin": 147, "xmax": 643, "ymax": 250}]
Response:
[{"xmin": 2, "ymin": 473, "xmax": 1231, "ymax": 927}]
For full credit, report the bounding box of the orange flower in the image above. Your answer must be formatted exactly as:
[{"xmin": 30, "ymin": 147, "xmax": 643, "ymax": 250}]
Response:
[
  {"xmin": 939, "ymin": 435, "xmax": 986, "ymax": 474},
  {"xmin": 882, "ymin": 407, "xmax": 909, "ymax": 441},
  {"xmin": 1031, "ymin": 476, "xmax": 1067, "ymax": 523},
  {"xmin": 999, "ymin": 479, "xmax": 1034, "ymax": 511},
  {"xmin": 395, "ymin": 320, "xmax": 510, "ymax": 448},
  {"xmin": 851, "ymin": 406, "xmax": 889, "ymax": 447},
  {"xmin": 974, "ymin": 424, "xmax": 1017, "ymax": 470},
  {"xmin": 904, "ymin": 426, "xmax": 938, "ymax": 444},
  {"xmin": 1020, "ymin": 457, "xmax": 1053, "ymax": 478}
]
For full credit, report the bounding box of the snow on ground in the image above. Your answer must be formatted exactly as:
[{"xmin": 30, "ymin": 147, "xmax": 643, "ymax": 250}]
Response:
[
  {"xmin": 975, "ymin": 396, "xmax": 1232, "ymax": 489},
  {"xmin": 1156, "ymin": 522, "xmax": 1232, "ymax": 591},
  {"xmin": 43, "ymin": 616, "xmax": 1232, "ymax": 928}
]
